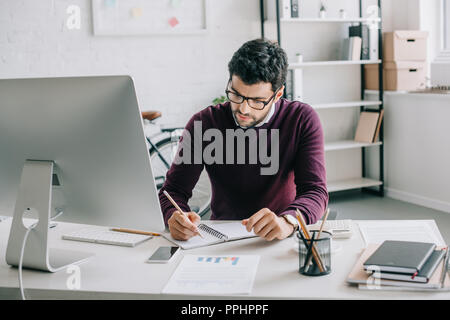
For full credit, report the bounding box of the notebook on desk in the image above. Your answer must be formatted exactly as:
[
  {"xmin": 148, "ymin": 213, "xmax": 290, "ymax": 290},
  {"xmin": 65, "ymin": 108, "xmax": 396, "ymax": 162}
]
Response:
[
  {"xmin": 163, "ymin": 222, "xmax": 257, "ymax": 249},
  {"xmin": 363, "ymin": 240, "xmax": 436, "ymax": 274},
  {"xmin": 347, "ymin": 243, "xmax": 450, "ymax": 290}
]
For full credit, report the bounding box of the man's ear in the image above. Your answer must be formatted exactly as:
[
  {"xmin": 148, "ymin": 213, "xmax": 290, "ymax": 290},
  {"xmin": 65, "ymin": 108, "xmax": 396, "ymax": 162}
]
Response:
[{"xmin": 274, "ymin": 85, "xmax": 285, "ymax": 102}]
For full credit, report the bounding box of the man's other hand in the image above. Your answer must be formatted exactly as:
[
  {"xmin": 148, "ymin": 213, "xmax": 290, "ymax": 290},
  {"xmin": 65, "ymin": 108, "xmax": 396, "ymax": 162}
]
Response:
[{"xmin": 242, "ymin": 208, "xmax": 294, "ymax": 241}]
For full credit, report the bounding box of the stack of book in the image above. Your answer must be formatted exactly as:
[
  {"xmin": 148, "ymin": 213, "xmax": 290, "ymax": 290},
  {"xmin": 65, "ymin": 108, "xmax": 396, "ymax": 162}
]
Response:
[
  {"xmin": 342, "ymin": 24, "xmax": 378, "ymax": 61},
  {"xmin": 347, "ymin": 240, "xmax": 450, "ymax": 291}
]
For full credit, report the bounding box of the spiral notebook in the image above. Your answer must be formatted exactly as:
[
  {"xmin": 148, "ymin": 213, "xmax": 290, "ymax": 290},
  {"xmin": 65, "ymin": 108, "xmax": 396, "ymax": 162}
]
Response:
[{"xmin": 163, "ymin": 222, "xmax": 257, "ymax": 249}]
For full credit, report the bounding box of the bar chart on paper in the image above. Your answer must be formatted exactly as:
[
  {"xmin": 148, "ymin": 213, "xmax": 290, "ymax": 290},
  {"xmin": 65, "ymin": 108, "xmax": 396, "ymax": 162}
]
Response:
[
  {"xmin": 197, "ymin": 256, "xmax": 240, "ymax": 265},
  {"xmin": 162, "ymin": 255, "xmax": 260, "ymax": 295}
]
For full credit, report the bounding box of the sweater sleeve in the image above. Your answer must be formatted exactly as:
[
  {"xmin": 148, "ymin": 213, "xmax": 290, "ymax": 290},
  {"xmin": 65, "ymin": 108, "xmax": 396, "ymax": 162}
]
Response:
[
  {"xmin": 158, "ymin": 113, "xmax": 205, "ymax": 226},
  {"xmin": 279, "ymin": 106, "xmax": 329, "ymax": 225}
]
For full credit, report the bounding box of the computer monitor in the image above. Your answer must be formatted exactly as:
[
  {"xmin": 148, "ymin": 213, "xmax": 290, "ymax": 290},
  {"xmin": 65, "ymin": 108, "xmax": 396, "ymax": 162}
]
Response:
[{"xmin": 0, "ymin": 75, "xmax": 165, "ymax": 271}]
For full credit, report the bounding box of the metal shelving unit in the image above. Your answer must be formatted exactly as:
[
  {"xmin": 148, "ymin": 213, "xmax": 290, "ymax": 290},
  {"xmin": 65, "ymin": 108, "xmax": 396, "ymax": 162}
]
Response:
[
  {"xmin": 260, "ymin": 0, "xmax": 385, "ymax": 196},
  {"xmin": 289, "ymin": 60, "xmax": 381, "ymax": 67}
]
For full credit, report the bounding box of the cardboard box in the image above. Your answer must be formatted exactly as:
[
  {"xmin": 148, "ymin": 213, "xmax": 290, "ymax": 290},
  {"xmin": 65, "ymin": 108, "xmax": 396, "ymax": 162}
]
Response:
[
  {"xmin": 364, "ymin": 64, "xmax": 382, "ymax": 90},
  {"xmin": 383, "ymin": 31, "xmax": 428, "ymax": 61},
  {"xmin": 365, "ymin": 61, "xmax": 427, "ymax": 91}
]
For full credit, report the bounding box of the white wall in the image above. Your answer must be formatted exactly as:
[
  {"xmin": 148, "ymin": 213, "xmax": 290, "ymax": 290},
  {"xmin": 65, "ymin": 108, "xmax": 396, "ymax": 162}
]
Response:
[
  {"xmin": 381, "ymin": 0, "xmax": 448, "ymax": 85},
  {"xmin": 0, "ymin": 0, "xmax": 378, "ymax": 186},
  {"xmin": 364, "ymin": 0, "xmax": 450, "ymax": 212},
  {"xmin": 372, "ymin": 92, "xmax": 450, "ymax": 213},
  {"xmin": 260, "ymin": 0, "xmax": 399, "ymax": 184},
  {"xmin": 263, "ymin": 0, "xmax": 450, "ymax": 213},
  {"xmin": 0, "ymin": 0, "xmax": 261, "ymax": 126},
  {"xmin": 2, "ymin": 0, "xmax": 447, "ymax": 212},
  {"xmin": 425, "ymin": 0, "xmax": 450, "ymax": 86}
]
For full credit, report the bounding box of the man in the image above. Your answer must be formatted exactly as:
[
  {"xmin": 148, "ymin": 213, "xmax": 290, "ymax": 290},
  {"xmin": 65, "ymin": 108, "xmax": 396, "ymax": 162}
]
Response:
[{"xmin": 158, "ymin": 38, "xmax": 328, "ymax": 241}]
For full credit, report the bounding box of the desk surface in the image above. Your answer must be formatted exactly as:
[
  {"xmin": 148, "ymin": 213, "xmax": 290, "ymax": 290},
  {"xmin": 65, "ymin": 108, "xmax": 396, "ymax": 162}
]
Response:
[{"xmin": 0, "ymin": 218, "xmax": 449, "ymax": 300}]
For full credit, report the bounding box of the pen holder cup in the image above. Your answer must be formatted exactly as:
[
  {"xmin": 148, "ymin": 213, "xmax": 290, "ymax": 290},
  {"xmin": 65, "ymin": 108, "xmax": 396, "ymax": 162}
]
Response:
[{"xmin": 296, "ymin": 230, "xmax": 331, "ymax": 276}]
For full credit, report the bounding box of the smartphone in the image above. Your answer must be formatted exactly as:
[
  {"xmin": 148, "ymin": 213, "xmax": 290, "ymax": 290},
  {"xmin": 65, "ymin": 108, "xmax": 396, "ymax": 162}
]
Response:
[{"xmin": 147, "ymin": 246, "xmax": 180, "ymax": 263}]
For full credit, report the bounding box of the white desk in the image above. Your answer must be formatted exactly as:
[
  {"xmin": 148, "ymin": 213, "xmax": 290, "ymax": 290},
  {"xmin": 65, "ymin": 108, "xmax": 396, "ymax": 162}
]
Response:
[{"xmin": 0, "ymin": 218, "xmax": 449, "ymax": 300}]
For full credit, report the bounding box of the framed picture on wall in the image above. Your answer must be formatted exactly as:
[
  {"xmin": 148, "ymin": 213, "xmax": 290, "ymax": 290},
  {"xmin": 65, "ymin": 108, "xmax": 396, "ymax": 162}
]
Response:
[{"xmin": 92, "ymin": 0, "xmax": 208, "ymax": 36}]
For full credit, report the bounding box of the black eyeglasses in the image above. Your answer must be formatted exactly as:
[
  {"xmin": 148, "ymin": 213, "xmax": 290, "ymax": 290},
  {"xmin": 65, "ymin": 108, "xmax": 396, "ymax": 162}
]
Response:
[{"xmin": 225, "ymin": 79, "xmax": 280, "ymax": 111}]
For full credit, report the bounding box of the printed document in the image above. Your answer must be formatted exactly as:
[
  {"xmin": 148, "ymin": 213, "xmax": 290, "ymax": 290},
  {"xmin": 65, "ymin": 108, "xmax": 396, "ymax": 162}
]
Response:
[
  {"xmin": 162, "ymin": 255, "xmax": 260, "ymax": 295},
  {"xmin": 357, "ymin": 220, "xmax": 446, "ymax": 246}
]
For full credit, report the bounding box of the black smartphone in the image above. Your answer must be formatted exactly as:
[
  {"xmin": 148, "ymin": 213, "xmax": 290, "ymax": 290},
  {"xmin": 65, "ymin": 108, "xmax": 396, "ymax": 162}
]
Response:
[{"xmin": 147, "ymin": 246, "xmax": 180, "ymax": 263}]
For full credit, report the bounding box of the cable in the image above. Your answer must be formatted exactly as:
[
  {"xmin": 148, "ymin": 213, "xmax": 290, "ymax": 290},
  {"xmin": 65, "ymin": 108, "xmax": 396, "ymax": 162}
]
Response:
[
  {"xmin": 18, "ymin": 221, "xmax": 38, "ymax": 300},
  {"xmin": 51, "ymin": 208, "xmax": 64, "ymax": 222},
  {"xmin": 18, "ymin": 209, "xmax": 64, "ymax": 300}
]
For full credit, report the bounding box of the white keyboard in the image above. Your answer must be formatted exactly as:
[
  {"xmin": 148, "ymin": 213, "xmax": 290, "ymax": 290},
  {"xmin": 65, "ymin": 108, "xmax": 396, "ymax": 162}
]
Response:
[
  {"xmin": 308, "ymin": 219, "xmax": 353, "ymax": 239},
  {"xmin": 62, "ymin": 228, "xmax": 152, "ymax": 247}
]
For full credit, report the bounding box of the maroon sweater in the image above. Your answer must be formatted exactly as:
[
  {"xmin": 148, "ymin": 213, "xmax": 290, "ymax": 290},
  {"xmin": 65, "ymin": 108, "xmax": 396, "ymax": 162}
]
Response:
[{"xmin": 158, "ymin": 98, "xmax": 328, "ymax": 225}]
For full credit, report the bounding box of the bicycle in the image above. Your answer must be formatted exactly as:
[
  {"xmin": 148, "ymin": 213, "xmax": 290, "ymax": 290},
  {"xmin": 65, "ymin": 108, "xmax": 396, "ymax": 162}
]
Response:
[{"xmin": 141, "ymin": 111, "xmax": 211, "ymax": 218}]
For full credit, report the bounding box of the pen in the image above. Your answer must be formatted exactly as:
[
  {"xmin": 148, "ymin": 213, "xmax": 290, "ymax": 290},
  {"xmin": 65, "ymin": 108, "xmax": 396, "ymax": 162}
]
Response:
[
  {"xmin": 110, "ymin": 228, "xmax": 161, "ymax": 237},
  {"xmin": 163, "ymin": 190, "xmax": 204, "ymax": 238}
]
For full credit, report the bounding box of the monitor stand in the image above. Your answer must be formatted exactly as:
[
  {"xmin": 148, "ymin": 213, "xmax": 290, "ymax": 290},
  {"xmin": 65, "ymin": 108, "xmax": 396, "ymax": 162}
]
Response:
[{"xmin": 6, "ymin": 160, "xmax": 93, "ymax": 272}]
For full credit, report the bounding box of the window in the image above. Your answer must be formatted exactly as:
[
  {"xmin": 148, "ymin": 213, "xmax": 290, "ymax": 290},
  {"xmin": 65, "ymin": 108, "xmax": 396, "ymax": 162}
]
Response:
[
  {"xmin": 444, "ymin": 0, "xmax": 450, "ymax": 50},
  {"xmin": 431, "ymin": 0, "xmax": 450, "ymax": 85},
  {"xmin": 437, "ymin": 0, "xmax": 450, "ymax": 59}
]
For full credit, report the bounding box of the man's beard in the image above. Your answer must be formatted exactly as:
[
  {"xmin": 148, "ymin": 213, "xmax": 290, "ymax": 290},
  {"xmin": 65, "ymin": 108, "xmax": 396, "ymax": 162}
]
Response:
[{"xmin": 232, "ymin": 110, "xmax": 262, "ymax": 128}]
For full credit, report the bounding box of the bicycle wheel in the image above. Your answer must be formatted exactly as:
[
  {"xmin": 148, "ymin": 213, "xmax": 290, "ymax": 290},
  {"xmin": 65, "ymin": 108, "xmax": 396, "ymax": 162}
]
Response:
[{"xmin": 149, "ymin": 137, "xmax": 211, "ymax": 218}]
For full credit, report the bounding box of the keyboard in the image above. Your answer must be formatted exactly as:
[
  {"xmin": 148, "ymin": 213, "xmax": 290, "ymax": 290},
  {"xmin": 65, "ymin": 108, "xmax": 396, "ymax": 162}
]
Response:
[
  {"xmin": 62, "ymin": 228, "xmax": 152, "ymax": 247},
  {"xmin": 307, "ymin": 219, "xmax": 353, "ymax": 239}
]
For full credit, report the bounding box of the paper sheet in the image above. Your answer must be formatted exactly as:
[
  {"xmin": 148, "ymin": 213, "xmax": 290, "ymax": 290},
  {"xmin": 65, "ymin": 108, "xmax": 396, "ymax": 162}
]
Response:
[
  {"xmin": 209, "ymin": 222, "xmax": 256, "ymax": 240},
  {"xmin": 357, "ymin": 220, "xmax": 446, "ymax": 246},
  {"xmin": 162, "ymin": 255, "xmax": 260, "ymax": 295},
  {"xmin": 163, "ymin": 222, "xmax": 256, "ymax": 250}
]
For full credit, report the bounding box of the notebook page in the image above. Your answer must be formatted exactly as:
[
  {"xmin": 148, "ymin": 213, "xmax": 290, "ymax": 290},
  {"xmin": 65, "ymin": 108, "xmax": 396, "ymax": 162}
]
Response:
[
  {"xmin": 163, "ymin": 229, "xmax": 222, "ymax": 250},
  {"xmin": 205, "ymin": 222, "xmax": 257, "ymax": 241}
]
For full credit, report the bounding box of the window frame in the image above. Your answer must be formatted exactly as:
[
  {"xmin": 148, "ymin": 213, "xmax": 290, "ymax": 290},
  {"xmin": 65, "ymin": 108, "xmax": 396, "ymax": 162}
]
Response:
[{"xmin": 435, "ymin": 0, "xmax": 450, "ymax": 62}]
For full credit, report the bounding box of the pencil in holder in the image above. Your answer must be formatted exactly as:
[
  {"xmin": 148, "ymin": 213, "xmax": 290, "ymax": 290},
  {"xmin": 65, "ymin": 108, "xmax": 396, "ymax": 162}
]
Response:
[{"xmin": 296, "ymin": 230, "xmax": 331, "ymax": 276}]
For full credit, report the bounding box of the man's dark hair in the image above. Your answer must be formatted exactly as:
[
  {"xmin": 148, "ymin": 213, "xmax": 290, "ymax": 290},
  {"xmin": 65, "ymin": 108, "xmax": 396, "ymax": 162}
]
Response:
[{"xmin": 228, "ymin": 38, "xmax": 288, "ymax": 92}]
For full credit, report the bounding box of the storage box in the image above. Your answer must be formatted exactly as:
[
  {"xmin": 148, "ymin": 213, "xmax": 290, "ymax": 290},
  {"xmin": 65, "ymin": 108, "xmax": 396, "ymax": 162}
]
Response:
[
  {"xmin": 364, "ymin": 61, "xmax": 427, "ymax": 91},
  {"xmin": 364, "ymin": 64, "xmax": 382, "ymax": 90},
  {"xmin": 383, "ymin": 31, "xmax": 428, "ymax": 61}
]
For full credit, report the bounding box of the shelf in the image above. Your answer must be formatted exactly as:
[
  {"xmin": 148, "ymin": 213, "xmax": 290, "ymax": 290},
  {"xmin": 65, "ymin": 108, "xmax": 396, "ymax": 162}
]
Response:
[
  {"xmin": 262, "ymin": 3, "xmax": 385, "ymax": 197},
  {"xmin": 289, "ymin": 60, "xmax": 381, "ymax": 68},
  {"xmin": 312, "ymin": 100, "xmax": 382, "ymax": 110},
  {"xmin": 366, "ymin": 89, "xmax": 450, "ymax": 97},
  {"xmin": 328, "ymin": 178, "xmax": 383, "ymax": 193},
  {"xmin": 281, "ymin": 17, "xmax": 381, "ymax": 23},
  {"xmin": 325, "ymin": 140, "xmax": 382, "ymax": 152}
]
